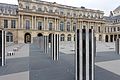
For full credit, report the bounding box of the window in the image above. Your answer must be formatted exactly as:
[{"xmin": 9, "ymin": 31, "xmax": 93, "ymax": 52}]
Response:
[
  {"xmin": 6, "ymin": 32, "xmax": 13, "ymax": 42},
  {"xmin": 4, "ymin": 20, "xmax": 8, "ymax": 28},
  {"xmin": 98, "ymin": 27, "xmax": 100, "ymax": 32},
  {"xmin": 49, "ymin": 9, "xmax": 53, "ymax": 13},
  {"xmin": 67, "ymin": 34, "xmax": 71, "ymax": 41},
  {"xmin": 11, "ymin": 20, "xmax": 16, "ymax": 28},
  {"xmin": 26, "ymin": 20, "xmax": 30, "ymax": 30},
  {"xmin": 49, "ymin": 23, "xmax": 52, "ymax": 30},
  {"xmin": 67, "ymin": 22, "xmax": 70, "ymax": 31},
  {"xmin": 26, "ymin": 5, "xmax": 29, "ymax": 10},
  {"xmin": 38, "ymin": 8, "xmax": 42, "ymax": 11},
  {"xmin": 38, "ymin": 22, "xmax": 42, "ymax": 30},
  {"xmin": 60, "ymin": 21, "xmax": 64, "ymax": 31},
  {"xmin": 73, "ymin": 23, "xmax": 76, "ymax": 32},
  {"xmin": 114, "ymin": 27, "xmax": 116, "ymax": 32},
  {"xmin": 60, "ymin": 34, "xmax": 65, "ymax": 41}
]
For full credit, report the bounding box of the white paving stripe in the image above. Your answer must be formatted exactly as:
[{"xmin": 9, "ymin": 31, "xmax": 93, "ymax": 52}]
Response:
[
  {"xmin": 96, "ymin": 60, "xmax": 120, "ymax": 76},
  {"xmin": 0, "ymin": 71, "xmax": 29, "ymax": 80}
]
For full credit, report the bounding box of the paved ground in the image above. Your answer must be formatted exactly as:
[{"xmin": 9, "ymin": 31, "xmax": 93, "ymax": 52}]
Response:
[{"xmin": 0, "ymin": 42, "xmax": 120, "ymax": 80}]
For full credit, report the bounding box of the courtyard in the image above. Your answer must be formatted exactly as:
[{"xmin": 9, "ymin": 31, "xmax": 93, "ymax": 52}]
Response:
[{"xmin": 0, "ymin": 42, "xmax": 120, "ymax": 80}]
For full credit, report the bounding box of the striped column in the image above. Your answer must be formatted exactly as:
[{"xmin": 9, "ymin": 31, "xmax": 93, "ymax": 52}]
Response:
[
  {"xmin": 44, "ymin": 36, "xmax": 49, "ymax": 54},
  {"xmin": 0, "ymin": 30, "xmax": 5, "ymax": 66},
  {"xmin": 51, "ymin": 34, "xmax": 59, "ymax": 60},
  {"xmin": 76, "ymin": 29, "xmax": 95, "ymax": 80}
]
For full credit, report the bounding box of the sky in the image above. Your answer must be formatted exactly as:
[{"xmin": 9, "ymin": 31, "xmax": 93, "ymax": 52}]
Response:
[{"xmin": 0, "ymin": 0, "xmax": 120, "ymax": 16}]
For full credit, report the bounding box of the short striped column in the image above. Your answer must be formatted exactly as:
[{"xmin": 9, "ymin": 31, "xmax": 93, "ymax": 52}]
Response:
[
  {"xmin": 44, "ymin": 36, "xmax": 49, "ymax": 54},
  {"xmin": 115, "ymin": 38, "xmax": 120, "ymax": 54},
  {"xmin": 0, "ymin": 30, "xmax": 6, "ymax": 66},
  {"xmin": 76, "ymin": 29, "xmax": 95, "ymax": 80},
  {"xmin": 51, "ymin": 34, "xmax": 59, "ymax": 60}
]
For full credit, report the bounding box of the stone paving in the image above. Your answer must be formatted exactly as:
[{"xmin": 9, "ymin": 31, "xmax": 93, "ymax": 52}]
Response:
[{"xmin": 0, "ymin": 42, "xmax": 120, "ymax": 80}]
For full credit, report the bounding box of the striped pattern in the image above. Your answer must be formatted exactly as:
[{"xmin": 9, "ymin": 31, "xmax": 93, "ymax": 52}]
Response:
[{"xmin": 76, "ymin": 29, "xmax": 95, "ymax": 80}]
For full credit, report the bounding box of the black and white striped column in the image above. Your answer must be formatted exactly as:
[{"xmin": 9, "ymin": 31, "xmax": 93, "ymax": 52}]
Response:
[
  {"xmin": 115, "ymin": 38, "xmax": 120, "ymax": 54},
  {"xmin": 0, "ymin": 30, "xmax": 5, "ymax": 66},
  {"xmin": 76, "ymin": 29, "xmax": 95, "ymax": 80},
  {"xmin": 44, "ymin": 36, "xmax": 49, "ymax": 54},
  {"xmin": 51, "ymin": 34, "xmax": 59, "ymax": 60}
]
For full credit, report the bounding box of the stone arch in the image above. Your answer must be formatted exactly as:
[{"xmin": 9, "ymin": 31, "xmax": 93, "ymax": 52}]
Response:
[
  {"xmin": 67, "ymin": 34, "xmax": 71, "ymax": 41},
  {"xmin": 24, "ymin": 33, "xmax": 31, "ymax": 43},
  {"xmin": 60, "ymin": 34, "xmax": 65, "ymax": 41},
  {"xmin": 105, "ymin": 35, "xmax": 108, "ymax": 42},
  {"xmin": 6, "ymin": 32, "xmax": 13, "ymax": 42},
  {"xmin": 37, "ymin": 33, "xmax": 43, "ymax": 37}
]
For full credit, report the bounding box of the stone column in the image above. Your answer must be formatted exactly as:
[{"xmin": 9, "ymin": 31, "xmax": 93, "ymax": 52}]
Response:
[
  {"xmin": 43, "ymin": 17, "xmax": 45, "ymax": 30},
  {"xmin": 21, "ymin": 15, "xmax": 24, "ymax": 29},
  {"xmin": 32, "ymin": 16, "xmax": 34, "ymax": 30},
  {"xmin": 18, "ymin": 15, "xmax": 21, "ymax": 29},
  {"xmin": 35, "ymin": 16, "xmax": 36, "ymax": 30},
  {"xmin": 76, "ymin": 28, "xmax": 95, "ymax": 80},
  {"xmin": 54, "ymin": 18, "xmax": 56, "ymax": 31}
]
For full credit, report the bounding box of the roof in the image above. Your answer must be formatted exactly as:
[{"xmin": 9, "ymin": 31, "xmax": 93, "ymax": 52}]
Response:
[{"xmin": 114, "ymin": 6, "xmax": 120, "ymax": 12}]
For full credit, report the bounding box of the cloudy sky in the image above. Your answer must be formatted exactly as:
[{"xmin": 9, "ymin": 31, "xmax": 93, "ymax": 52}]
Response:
[{"xmin": 0, "ymin": 0, "xmax": 120, "ymax": 16}]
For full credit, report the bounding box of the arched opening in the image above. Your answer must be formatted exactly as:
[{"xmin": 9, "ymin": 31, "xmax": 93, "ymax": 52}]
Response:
[
  {"xmin": 49, "ymin": 33, "xmax": 52, "ymax": 43},
  {"xmin": 24, "ymin": 33, "xmax": 31, "ymax": 43},
  {"xmin": 99, "ymin": 35, "xmax": 102, "ymax": 41},
  {"xmin": 67, "ymin": 34, "xmax": 71, "ymax": 41},
  {"xmin": 60, "ymin": 21, "xmax": 64, "ymax": 31},
  {"xmin": 110, "ymin": 35, "xmax": 113, "ymax": 42},
  {"xmin": 6, "ymin": 32, "xmax": 13, "ymax": 42},
  {"xmin": 105, "ymin": 35, "xmax": 108, "ymax": 42},
  {"xmin": 114, "ymin": 35, "xmax": 117, "ymax": 41},
  {"xmin": 119, "ymin": 34, "xmax": 120, "ymax": 38},
  {"xmin": 74, "ymin": 35, "xmax": 75, "ymax": 41},
  {"xmin": 37, "ymin": 33, "xmax": 43, "ymax": 37},
  {"xmin": 60, "ymin": 34, "xmax": 65, "ymax": 41}
]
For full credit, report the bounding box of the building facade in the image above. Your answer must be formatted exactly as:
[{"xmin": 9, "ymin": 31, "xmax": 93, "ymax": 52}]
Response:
[
  {"xmin": 104, "ymin": 6, "xmax": 120, "ymax": 42},
  {"xmin": 0, "ymin": 0, "xmax": 105, "ymax": 44}
]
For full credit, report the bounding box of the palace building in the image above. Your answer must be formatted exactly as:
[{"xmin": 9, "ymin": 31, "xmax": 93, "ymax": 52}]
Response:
[
  {"xmin": 104, "ymin": 6, "xmax": 120, "ymax": 42},
  {"xmin": 0, "ymin": 0, "xmax": 105, "ymax": 44}
]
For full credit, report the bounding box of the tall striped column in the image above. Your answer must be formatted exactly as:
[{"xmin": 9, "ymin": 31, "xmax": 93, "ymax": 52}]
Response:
[
  {"xmin": 76, "ymin": 29, "xmax": 95, "ymax": 80},
  {"xmin": 51, "ymin": 34, "xmax": 59, "ymax": 60},
  {"xmin": 0, "ymin": 30, "xmax": 5, "ymax": 66},
  {"xmin": 44, "ymin": 36, "xmax": 49, "ymax": 54}
]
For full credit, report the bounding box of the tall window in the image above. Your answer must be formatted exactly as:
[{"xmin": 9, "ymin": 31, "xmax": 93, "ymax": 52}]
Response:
[
  {"xmin": 60, "ymin": 21, "xmax": 64, "ymax": 31},
  {"xmin": 49, "ymin": 22, "xmax": 52, "ymax": 30},
  {"xmin": 67, "ymin": 34, "xmax": 71, "ymax": 41},
  {"xmin": 26, "ymin": 5, "xmax": 29, "ymax": 10},
  {"xmin": 98, "ymin": 27, "xmax": 100, "ymax": 32},
  {"xmin": 6, "ymin": 32, "xmax": 13, "ymax": 42},
  {"xmin": 4, "ymin": 20, "xmax": 8, "ymax": 28},
  {"xmin": 60, "ymin": 34, "xmax": 65, "ymax": 41},
  {"xmin": 73, "ymin": 23, "xmax": 76, "ymax": 32},
  {"xmin": 11, "ymin": 20, "xmax": 16, "ymax": 28},
  {"xmin": 26, "ymin": 20, "xmax": 30, "ymax": 30},
  {"xmin": 38, "ymin": 22, "xmax": 42, "ymax": 30},
  {"xmin": 67, "ymin": 22, "xmax": 70, "ymax": 31}
]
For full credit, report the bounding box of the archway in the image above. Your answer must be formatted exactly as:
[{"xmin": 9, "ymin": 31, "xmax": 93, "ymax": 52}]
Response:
[
  {"xmin": 6, "ymin": 32, "xmax": 13, "ymax": 42},
  {"xmin": 48, "ymin": 33, "xmax": 52, "ymax": 43},
  {"xmin": 105, "ymin": 35, "xmax": 108, "ymax": 42},
  {"xmin": 110, "ymin": 35, "xmax": 113, "ymax": 42},
  {"xmin": 37, "ymin": 33, "xmax": 43, "ymax": 37},
  {"xmin": 24, "ymin": 33, "xmax": 31, "ymax": 43},
  {"xmin": 60, "ymin": 34, "xmax": 65, "ymax": 41},
  {"xmin": 99, "ymin": 35, "xmax": 102, "ymax": 41}
]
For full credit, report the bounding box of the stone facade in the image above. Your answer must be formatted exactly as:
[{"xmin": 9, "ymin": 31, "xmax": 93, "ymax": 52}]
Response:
[{"xmin": 0, "ymin": 0, "xmax": 105, "ymax": 43}]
